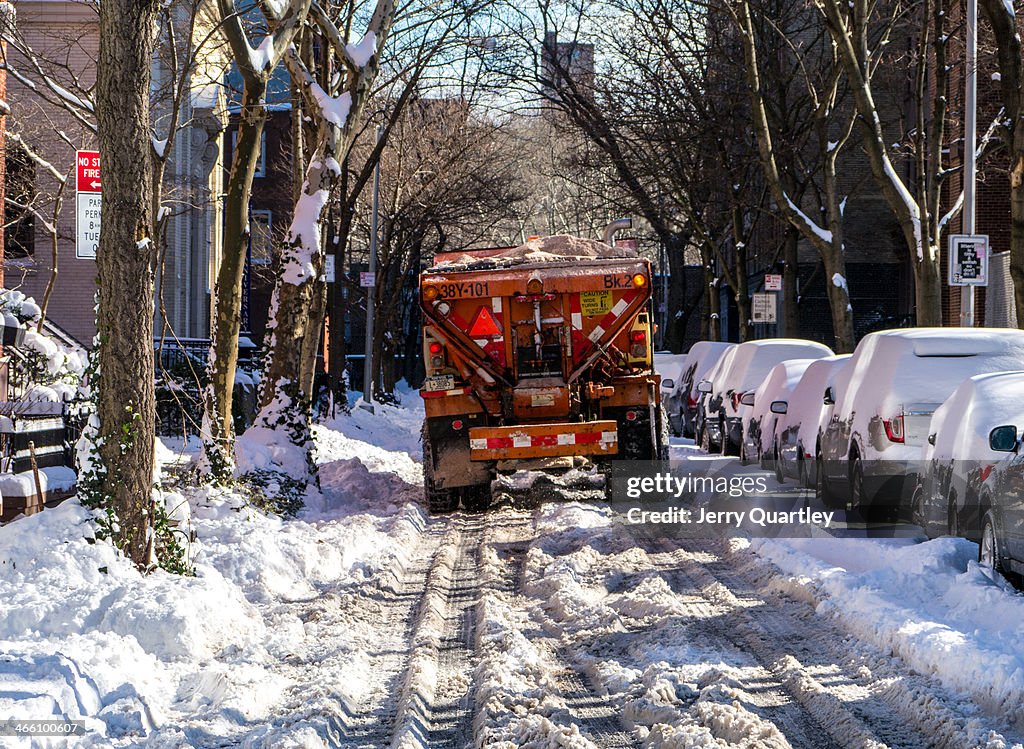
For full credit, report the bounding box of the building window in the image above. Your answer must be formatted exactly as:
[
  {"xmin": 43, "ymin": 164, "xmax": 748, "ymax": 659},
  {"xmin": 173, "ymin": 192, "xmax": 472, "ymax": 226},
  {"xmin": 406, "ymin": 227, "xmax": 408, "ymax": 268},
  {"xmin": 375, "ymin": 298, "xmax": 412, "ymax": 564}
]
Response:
[
  {"xmin": 231, "ymin": 130, "xmax": 266, "ymax": 178},
  {"xmin": 4, "ymin": 143, "xmax": 36, "ymax": 258},
  {"xmin": 250, "ymin": 209, "xmax": 272, "ymax": 264}
]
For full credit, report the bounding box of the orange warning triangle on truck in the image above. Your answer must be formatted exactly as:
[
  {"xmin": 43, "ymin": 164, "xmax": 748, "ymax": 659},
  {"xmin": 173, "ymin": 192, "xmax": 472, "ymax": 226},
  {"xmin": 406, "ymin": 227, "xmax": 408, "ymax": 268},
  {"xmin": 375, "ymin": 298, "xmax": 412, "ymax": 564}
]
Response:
[{"xmin": 467, "ymin": 305, "xmax": 503, "ymax": 338}]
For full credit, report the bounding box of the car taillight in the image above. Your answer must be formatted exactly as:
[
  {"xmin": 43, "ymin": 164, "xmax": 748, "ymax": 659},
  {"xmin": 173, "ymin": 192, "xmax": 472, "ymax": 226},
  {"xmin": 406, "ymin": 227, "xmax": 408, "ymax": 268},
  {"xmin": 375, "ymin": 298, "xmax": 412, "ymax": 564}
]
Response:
[
  {"xmin": 883, "ymin": 414, "xmax": 905, "ymax": 443},
  {"xmin": 688, "ymin": 393, "xmax": 698, "ymax": 408},
  {"xmin": 732, "ymin": 392, "xmax": 744, "ymax": 410},
  {"xmin": 980, "ymin": 463, "xmax": 995, "ymax": 483}
]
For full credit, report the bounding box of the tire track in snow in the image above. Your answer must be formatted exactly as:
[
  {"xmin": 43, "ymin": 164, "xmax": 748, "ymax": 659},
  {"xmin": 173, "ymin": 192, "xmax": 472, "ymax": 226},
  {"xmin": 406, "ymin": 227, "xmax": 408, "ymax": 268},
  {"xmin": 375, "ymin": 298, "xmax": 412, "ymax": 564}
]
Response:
[
  {"xmin": 715, "ymin": 541, "xmax": 1024, "ymax": 749},
  {"xmin": 660, "ymin": 537, "xmax": 1022, "ymax": 749},
  {"xmin": 389, "ymin": 513, "xmax": 486, "ymax": 749}
]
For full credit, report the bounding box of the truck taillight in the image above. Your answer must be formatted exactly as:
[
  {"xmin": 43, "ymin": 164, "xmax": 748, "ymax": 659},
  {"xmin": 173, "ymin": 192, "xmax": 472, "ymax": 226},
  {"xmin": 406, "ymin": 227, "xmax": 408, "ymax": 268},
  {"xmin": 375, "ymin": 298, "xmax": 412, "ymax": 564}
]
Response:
[
  {"xmin": 632, "ymin": 273, "xmax": 647, "ymax": 287},
  {"xmin": 883, "ymin": 414, "xmax": 905, "ymax": 443},
  {"xmin": 630, "ymin": 330, "xmax": 647, "ymax": 357},
  {"xmin": 429, "ymin": 342, "xmax": 443, "ymax": 355}
]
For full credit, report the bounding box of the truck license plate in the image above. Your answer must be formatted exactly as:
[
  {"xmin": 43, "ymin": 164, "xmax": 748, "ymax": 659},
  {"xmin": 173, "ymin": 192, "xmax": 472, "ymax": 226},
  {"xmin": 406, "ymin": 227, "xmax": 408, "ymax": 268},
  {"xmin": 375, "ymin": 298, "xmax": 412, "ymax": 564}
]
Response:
[{"xmin": 424, "ymin": 375, "xmax": 455, "ymax": 391}]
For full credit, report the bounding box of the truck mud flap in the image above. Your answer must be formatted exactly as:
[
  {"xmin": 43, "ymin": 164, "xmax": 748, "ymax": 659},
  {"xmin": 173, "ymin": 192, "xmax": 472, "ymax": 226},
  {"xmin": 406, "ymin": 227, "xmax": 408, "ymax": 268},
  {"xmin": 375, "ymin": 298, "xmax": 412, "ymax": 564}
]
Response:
[{"xmin": 425, "ymin": 415, "xmax": 493, "ymax": 490}]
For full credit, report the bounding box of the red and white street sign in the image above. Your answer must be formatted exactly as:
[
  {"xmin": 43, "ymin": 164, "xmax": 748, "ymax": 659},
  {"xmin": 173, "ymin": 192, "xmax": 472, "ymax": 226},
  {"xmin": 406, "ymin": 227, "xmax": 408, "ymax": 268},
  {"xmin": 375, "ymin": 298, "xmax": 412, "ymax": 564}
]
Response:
[{"xmin": 75, "ymin": 150, "xmax": 102, "ymax": 259}]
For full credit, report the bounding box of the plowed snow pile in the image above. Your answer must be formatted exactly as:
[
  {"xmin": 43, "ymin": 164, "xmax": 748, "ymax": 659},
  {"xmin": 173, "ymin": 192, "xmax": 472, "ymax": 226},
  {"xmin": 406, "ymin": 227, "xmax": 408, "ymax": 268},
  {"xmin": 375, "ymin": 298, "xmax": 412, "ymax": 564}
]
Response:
[{"xmin": 0, "ymin": 393, "xmax": 426, "ymax": 747}]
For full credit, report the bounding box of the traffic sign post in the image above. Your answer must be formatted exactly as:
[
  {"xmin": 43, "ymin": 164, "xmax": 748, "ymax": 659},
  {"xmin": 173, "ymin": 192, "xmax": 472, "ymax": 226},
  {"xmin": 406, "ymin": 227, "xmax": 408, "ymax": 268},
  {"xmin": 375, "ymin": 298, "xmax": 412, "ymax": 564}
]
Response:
[
  {"xmin": 75, "ymin": 150, "xmax": 101, "ymax": 260},
  {"xmin": 751, "ymin": 292, "xmax": 777, "ymax": 324},
  {"xmin": 948, "ymin": 234, "xmax": 988, "ymax": 287}
]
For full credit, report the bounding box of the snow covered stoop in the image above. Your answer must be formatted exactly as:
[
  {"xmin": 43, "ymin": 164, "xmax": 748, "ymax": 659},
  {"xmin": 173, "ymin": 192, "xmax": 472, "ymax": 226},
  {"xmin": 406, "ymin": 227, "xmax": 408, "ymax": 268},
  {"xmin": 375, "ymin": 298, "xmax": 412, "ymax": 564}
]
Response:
[{"xmin": 0, "ymin": 403, "xmax": 77, "ymax": 523}]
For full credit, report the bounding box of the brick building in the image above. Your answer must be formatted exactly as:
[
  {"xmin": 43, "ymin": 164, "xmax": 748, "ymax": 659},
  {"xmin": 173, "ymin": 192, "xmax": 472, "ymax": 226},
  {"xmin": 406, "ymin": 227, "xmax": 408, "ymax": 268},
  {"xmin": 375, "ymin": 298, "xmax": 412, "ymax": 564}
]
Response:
[{"xmin": 3, "ymin": 0, "xmax": 229, "ymax": 346}]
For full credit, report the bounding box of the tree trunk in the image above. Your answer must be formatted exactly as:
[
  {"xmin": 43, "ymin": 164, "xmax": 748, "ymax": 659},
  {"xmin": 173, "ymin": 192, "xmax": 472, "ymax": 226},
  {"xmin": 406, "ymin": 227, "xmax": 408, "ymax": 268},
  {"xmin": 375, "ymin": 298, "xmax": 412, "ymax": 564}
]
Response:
[
  {"xmin": 782, "ymin": 227, "xmax": 800, "ymax": 337},
  {"xmin": 665, "ymin": 233, "xmax": 690, "ymax": 352},
  {"xmin": 979, "ymin": 0, "xmax": 1024, "ymax": 324},
  {"xmin": 203, "ymin": 81, "xmax": 267, "ymax": 479},
  {"xmin": 915, "ymin": 248, "xmax": 944, "ymax": 326},
  {"xmin": 95, "ymin": 0, "xmax": 159, "ymax": 567}
]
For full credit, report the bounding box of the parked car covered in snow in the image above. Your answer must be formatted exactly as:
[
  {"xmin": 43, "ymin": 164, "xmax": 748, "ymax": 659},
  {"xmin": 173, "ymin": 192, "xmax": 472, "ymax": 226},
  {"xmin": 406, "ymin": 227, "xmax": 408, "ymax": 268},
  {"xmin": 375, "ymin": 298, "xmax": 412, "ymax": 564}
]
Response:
[
  {"xmin": 818, "ymin": 328, "xmax": 1024, "ymax": 518},
  {"xmin": 654, "ymin": 352, "xmax": 689, "ymax": 400},
  {"xmin": 774, "ymin": 355, "xmax": 851, "ymax": 486},
  {"xmin": 912, "ymin": 372, "xmax": 1024, "ymax": 541},
  {"xmin": 694, "ymin": 345, "xmax": 738, "ymax": 453},
  {"xmin": 665, "ymin": 341, "xmax": 734, "ymax": 438},
  {"xmin": 975, "ymin": 433, "xmax": 1024, "ymax": 585},
  {"xmin": 740, "ymin": 358, "xmax": 818, "ymax": 467},
  {"xmin": 699, "ymin": 339, "xmax": 833, "ymax": 456}
]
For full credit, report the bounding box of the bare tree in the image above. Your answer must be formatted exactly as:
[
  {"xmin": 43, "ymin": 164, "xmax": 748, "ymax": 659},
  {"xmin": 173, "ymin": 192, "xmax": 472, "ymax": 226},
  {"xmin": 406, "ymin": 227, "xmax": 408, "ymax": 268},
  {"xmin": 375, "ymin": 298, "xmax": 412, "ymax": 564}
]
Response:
[
  {"xmin": 94, "ymin": 0, "xmax": 161, "ymax": 568},
  {"xmin": 253, "ymin": 0, "xmax": 396, "ymax": 485},
  {"xmin": 979, "ymin": 0, "xmax": 1024, "ymax": 323},
  {"xmin": 202, "ymin": 0, "xmax": 312, "ymax": 480},
  {"xmin": 815, "ymin": 0, "xmax": 964, "ymax": 325},
  {"xmin": 731, "ymin": 0, "xmax": 857, "ymax": 352}
]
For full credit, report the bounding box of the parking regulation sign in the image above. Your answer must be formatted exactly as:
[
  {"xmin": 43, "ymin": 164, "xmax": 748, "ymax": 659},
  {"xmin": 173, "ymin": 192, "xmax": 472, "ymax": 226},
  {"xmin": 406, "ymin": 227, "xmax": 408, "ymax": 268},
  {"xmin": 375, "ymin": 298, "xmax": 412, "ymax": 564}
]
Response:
[
  {"xmin": 948, "ymin": 234, "xmax": 988, "ymax": 286},
  {"xmin": 751, "ymin": 292, "xmax": 777, "ymax": 324},
  {"xmin": 75, "ymin": 150, "xmax": 102, "ymax": 260}
]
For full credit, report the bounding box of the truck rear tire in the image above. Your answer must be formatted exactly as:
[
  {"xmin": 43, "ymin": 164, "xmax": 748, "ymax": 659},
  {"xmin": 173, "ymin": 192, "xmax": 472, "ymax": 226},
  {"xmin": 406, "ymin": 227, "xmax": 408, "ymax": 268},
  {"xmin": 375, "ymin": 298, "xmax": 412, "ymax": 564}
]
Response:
[{"xmin": 422, "ymin": 425, "xmax": 459, "ymax": 514}]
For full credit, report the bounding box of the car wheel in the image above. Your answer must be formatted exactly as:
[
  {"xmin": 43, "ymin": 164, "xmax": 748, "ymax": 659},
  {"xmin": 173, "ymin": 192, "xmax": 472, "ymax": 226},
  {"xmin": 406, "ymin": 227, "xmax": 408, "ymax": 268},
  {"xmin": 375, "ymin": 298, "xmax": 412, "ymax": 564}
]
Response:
[
  {"xmin": 979, "ymin": 510, "xmax": 1009, "ymax": 579},
  {"xmin": 849, "ymin": 455, "xmax": 867, "ymax": 513},
  {"xmin": 699, "ymin": 423, "xmax": 710, "ymax": 452},
  {"xmin": 774, "ymin": 443, "xmax": 784, "ymax": 484},
  {"xmin": 816, "ymin": 456, "xmax": 839, "ymax": 508},
  {"xmin": 911, "ymin": 485, "xmax": 929, "ymax": 537},
  {"xmin": 947, "ymin": 498, "xmax": 960, "ymax": 538}
]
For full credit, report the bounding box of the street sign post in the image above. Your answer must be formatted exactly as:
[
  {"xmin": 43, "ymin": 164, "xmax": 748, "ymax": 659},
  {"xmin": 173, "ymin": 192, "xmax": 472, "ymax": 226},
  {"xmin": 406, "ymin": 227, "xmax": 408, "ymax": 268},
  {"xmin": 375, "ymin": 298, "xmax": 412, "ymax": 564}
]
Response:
[
  {"xmin": 948, "ymin": 234, "xmax": 989, "ymax": 286},
  {"xmin": 359, "ymin": 271, "xmax": 376, "ymax": 288},
  {"xmin": 75, "ymin": 150, "xmax": 102, "ymax": 260},
  {"xmin": 751, "ymin": 292, "xmax": 777, "ymax": 324},
  {"xmin": 764, "ymin": 274, "xmax": 782, "ymax": 291}
]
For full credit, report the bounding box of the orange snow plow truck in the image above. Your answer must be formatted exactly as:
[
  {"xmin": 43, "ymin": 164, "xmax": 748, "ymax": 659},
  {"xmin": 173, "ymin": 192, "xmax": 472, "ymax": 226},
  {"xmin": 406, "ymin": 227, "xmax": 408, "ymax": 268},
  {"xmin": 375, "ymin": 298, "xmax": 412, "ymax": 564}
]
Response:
[{"xmin": 419, "ymin": 232, "xmax": 668, "ymax": 513}]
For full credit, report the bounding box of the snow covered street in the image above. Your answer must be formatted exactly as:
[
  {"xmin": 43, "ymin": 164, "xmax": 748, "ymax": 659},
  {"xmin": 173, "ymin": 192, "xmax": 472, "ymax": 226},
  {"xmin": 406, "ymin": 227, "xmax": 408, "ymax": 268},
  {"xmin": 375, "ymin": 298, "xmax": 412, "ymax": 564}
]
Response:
[{"xmin": 2, "ymin": 395, "xmax": 1024, "ymax": 748}]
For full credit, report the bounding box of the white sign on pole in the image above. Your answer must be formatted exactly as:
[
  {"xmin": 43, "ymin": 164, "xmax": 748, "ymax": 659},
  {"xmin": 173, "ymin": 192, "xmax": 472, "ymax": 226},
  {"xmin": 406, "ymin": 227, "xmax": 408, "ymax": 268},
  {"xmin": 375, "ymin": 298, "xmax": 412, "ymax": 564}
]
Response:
[
  {"xmin": 751, "ymin": 292, "xmax": 777, "ymax": 324},
  {"xmin": 359, "ymin": 272, "xmax": 376, "ymax": 288},
  {"xmin": 325, "ymin": 255, "xmax": 336, "ymax": 282},
  {"xmin": 948, "ymin": 234, "xmax": 989, "ymax": 286},
  {"xmin": 764, "ymin": 274, "xmax": 782, "ymax": 291},
  {"xmin": 75, "ymin": 150, "xmax": 102, "ymax": 259}
]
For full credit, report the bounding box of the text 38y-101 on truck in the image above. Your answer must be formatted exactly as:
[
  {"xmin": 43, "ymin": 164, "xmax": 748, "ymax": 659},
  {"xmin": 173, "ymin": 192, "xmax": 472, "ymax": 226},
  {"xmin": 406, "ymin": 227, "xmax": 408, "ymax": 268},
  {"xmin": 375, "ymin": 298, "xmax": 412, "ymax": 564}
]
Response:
[{"xmin": 419, "ymin": 232, "xmax": 668, "ymax": 513}]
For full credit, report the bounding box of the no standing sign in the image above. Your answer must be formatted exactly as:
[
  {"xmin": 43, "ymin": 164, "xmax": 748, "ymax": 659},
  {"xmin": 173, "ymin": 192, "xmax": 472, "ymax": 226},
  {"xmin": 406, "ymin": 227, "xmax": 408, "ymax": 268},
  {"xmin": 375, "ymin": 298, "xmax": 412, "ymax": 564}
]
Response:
[{"xmin": 76, "ymin": 150, "xmax": 102, "ymax": 260}]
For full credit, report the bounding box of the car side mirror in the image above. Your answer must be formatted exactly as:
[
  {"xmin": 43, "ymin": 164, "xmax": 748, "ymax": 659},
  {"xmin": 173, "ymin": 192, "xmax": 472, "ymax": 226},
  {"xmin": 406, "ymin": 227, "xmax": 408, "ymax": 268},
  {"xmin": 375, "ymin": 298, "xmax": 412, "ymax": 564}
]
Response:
[
  {"xmin": 770, "ymin": 400, "xmax": 787, "ymax": 414},
  {"xmin": 662, "ymin": 378, "xmax": 675, "ymax": 391},
  {"xmin": 740, "ymin": 392, "xmax": 755, "ymax": 407},
  {"xmin": 989, "ymin": 425, "xmax": 1019, "ymax": 453},
  {"xmin": 697, "ymin": 380, "xmax": 712, "ymax": 393},
  {"xmin": 927, "ymin": 433, "xmax": 936, "ymax": 446},
  {"xmin": 823, "ymin": 386, "xmax": 835, "ymax": 406}
]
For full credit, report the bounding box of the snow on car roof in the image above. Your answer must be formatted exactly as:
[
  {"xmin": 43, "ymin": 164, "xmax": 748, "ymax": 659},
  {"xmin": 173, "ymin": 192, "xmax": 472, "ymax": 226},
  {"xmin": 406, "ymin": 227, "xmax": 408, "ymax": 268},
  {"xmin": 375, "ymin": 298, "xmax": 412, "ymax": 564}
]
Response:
[
  {"xmin": 927, "ymin": 371, "xmax": 1024, "ymax": 461},
  {"xmin": 720, "ymin": 339, "xmax": 834, "ymax": 393},
  {"xmin": 870, "ymin": 327, "xmax": 1024, "ymax": 357}
]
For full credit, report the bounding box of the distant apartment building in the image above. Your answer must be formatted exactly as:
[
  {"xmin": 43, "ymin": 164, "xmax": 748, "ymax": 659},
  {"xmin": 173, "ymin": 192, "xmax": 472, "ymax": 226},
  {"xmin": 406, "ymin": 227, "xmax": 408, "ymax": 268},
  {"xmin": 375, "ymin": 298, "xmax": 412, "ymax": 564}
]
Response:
[
  {"xmin": 540, "ymin": 31, "xmax": 595, "ymax": 107},
  {"xmin": 3, "ymin": 0, "xmax": 229, "ymax": 346}
]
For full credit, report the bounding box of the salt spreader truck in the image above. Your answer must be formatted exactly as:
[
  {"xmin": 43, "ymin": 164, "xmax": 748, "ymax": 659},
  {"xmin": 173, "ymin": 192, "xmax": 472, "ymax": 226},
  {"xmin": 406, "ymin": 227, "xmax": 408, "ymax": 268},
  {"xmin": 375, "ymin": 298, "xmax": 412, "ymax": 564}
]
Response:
[{"xmin": 419, "ymin": 231, "xmax": 668, "ymax": 512}]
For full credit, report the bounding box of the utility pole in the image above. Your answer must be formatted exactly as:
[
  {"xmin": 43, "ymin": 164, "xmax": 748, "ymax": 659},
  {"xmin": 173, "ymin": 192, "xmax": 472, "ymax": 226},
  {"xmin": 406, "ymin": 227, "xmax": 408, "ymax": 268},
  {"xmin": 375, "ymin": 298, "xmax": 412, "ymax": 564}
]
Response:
[
  {"xmin": 961, "ymin": 0, "xmax": 978, "ymax": 326},
  {"xmin": 361, "ymin": 125, "xmax": 383, "ymax": 412}
]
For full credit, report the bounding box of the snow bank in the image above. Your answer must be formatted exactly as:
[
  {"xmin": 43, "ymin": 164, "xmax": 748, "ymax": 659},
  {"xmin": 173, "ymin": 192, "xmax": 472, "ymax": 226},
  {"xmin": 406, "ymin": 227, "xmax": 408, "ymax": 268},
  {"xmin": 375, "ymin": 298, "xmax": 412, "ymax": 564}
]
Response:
[{"xmin": 0, "ymin": 392, "xmax": 430, "ymax": 745}]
